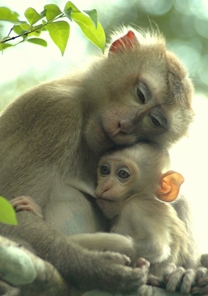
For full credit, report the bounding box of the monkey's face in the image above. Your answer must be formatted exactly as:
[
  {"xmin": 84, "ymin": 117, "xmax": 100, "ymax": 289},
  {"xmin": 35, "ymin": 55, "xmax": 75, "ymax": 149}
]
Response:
[
  {"xmin": 95, "ymin": 155, "xmax": 139, "ymax": 219},
  {"xmin": 84, "ymin": 71, "xmax": 193, "ymax": 155},
  {"xmin": 84, "ymin": 30, "xmax": 194, "ymax": 154}
]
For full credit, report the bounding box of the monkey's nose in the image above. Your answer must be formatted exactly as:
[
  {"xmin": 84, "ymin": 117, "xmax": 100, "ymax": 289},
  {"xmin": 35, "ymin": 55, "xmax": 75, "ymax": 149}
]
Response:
[{"xmin": 118, "ymin": 119, "xmax": 134, "ymax": 134}]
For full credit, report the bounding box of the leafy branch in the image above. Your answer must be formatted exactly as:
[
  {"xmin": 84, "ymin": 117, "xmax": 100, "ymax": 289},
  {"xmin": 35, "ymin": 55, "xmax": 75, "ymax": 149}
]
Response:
[{"xmin": 0, "ymin": 1, "xmax": 106, "ymax": 55}]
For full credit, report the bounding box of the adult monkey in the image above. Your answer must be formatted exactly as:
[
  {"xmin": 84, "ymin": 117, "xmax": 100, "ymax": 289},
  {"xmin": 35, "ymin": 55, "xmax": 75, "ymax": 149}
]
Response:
[{"xmin": 0, "ymin": 27, "xmax": 202, "ymax": 294}]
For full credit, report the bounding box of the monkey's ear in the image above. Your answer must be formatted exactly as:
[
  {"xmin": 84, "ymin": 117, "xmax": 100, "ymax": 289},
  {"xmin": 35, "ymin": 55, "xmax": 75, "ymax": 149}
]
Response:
[
  {"xmin": 156, "ymin": 171, "xmax": 184, "ymax": 202},
  {"xmin": 109, "ymin": 30, "xmax": 139, "ymax": 53}
]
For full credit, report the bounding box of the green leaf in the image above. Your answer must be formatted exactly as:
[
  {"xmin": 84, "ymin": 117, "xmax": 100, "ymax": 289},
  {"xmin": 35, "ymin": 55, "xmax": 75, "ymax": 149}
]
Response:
[
  {"xmin": 27, "ymin": 38, "xmax": 47, "ymax": 47},
  {"xmin": 64, "ymin": 1, "xmax": 80, "ymax": 14},
  {"xmin": 45, "ymin": 21, "xmax": 70, "ymax": 55},
  {"xmin": 20, "ymin": 22, "xmax": 31, "ymax": 31},
  {"xmin": 0, "ymin": 196, "xmax": 17, "ymax": 225},
  {"xmin": 64, "ymin": 8, "xmax": 72, "ymax": 21},
  {"xmin": 40, "ymin": 10, "xmax": 46, "ymax": 18},
  {"xmin": 0, "ymin": 7, "xmax": 19, "ymax": 22},
  {"xmin": 64, "ymin": 2, "xmax": 105, "ymax": 52},
  {"xmin": 0, "ymin": 43, "xmax": 13, "ymax": 51},
  {"xmin": 25, "ymin": 7, "xmax": 43, "ymax": 25},
  {"xmin": 84, "ymin": 9, "xmax": 98, "ymax": 28},
  {"xmin": 73, "ymin": 15, "xmax": 105, "ymax": 52},
  {"xmin": 13, "ymin": 25, "xmax": 24, "ymax": 35},
  {"xmin": 44, "ymin": 4, "xmax": 62, "ymax": 21}
]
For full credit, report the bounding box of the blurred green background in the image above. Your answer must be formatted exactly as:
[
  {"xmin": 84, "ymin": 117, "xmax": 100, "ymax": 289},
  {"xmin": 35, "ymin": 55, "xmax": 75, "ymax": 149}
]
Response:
[{"xmin": 100, "ymin": 0, "xmax": 208, "ymax": 95}]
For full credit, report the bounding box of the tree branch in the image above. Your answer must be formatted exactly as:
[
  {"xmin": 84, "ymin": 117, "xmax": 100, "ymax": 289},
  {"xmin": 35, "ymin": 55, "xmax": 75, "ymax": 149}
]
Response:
[
  {"xmin": 0, "ymin": 236, "xmax": 192, "ymax": 296},
  {"xmin": 0, "ymin": 236, "xmax": 71, "ymax": 296},
  {"xmin": 0, "ymin": 13, "xmax": 65, "ymax": 44}
]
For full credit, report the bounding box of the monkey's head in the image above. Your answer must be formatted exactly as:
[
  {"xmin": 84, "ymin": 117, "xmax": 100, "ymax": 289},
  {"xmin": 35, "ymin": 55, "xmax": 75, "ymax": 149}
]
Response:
[
  {"xmin": 94, "ymin": 143, "xmax": 184, "ymax": 219},
  {"xmin": 84, "ymin": 28, "xmax": 194, "ymax": 154},
  {"xmin": 95, "ymin": 151, "xmax": 139, "ymax": 219}
]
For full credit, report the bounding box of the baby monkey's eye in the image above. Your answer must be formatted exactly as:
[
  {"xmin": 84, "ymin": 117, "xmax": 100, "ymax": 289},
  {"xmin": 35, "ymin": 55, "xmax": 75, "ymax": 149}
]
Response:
[
  {"xmin": 100, "ymin": 165, "xmax": 110, "ymax": 176},
  {"xmin": 117, "ymin": 169, "xmax": 130, "ymax": 179}
]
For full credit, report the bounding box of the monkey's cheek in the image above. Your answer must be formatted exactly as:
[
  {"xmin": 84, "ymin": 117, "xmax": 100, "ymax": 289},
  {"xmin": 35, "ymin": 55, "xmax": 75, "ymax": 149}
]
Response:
[{"xmin": 85, "ymin": 120, "xmax": 114, "ymax": 153}]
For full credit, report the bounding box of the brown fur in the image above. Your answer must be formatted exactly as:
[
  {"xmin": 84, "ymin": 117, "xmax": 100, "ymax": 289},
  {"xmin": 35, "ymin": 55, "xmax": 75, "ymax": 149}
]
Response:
[{"xmin": 0, "ymin": 27, "xmax": 196, "ymax": 293}]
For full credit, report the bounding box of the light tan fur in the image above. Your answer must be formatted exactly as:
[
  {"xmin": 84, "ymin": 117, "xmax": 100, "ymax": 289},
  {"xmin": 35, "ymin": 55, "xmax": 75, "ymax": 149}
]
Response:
[
  {"xmin": 69, "ymin": 144, "xmax": 199, "ymax": 276},
  {"xmin": 0, "ymin": 27, "xmax": 197, "ymax": 294}
]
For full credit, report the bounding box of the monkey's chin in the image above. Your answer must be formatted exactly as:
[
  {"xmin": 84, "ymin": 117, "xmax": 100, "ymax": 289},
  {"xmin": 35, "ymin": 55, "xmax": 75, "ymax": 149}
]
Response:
[
  {"xmin": 96, "ymin": 198, "xmax": 119, "ymax": 219},
  {"xmin": 111, "ymin": 134, "xmax": 137, "ymax": 146},
  {"xmin": 102, "ymin": 125, "xmax": 137, "ymax": 148}
]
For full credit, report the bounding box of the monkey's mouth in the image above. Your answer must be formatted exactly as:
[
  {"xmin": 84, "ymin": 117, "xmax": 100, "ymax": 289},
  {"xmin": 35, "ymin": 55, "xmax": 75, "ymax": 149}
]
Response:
[
  {"xmin": 96, "ymin": 197, "xmax": 115, "ymax": 203},
  {"xmin": 101, "ymin": 122, "xmax": 136, "ymax": 148}
]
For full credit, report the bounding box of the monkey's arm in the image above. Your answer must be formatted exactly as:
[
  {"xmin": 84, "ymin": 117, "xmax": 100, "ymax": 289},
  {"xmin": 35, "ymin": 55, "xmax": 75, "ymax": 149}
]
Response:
[
  {"xmin": 9, "ymin": 196, "xmax": 208, "ymax": 295},
  {"xmin": 0, "ymin": 210, "xmax": 148, "ymax": 294},
  {"xmin": 111, "ymin": 199, "xmax": 174, "ymax": 264},
  {"xmin": 10, "ymin": 195, "xmax": 149, "ymax": 266}
]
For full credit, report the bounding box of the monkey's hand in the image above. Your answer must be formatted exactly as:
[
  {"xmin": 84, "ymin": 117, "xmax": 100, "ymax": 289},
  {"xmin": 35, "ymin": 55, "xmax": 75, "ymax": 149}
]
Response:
[
  {"xmin": 10, "ymin": 195, "xmax": 43, "ymax": 219},
  {"xmin": 72, "ymin": 249, "xmax": 150, "ymax": 293},
  {"xmin": 155, "ymin": 263, "xmax": 208, "ymax": 295},
  {"xmin": 191, "ymin": 266, "xmax": 208, "ymax": 296}
]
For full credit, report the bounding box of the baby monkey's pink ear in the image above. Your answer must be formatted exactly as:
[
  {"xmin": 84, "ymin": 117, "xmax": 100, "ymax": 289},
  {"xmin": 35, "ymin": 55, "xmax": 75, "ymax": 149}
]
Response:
[
  {"xmin": 156, "ymin": 171, "xmax": 184, "ymax": 202},
  {"xmin": 109, "ymin": 30, "xmax": 139, "ymax": 53}
]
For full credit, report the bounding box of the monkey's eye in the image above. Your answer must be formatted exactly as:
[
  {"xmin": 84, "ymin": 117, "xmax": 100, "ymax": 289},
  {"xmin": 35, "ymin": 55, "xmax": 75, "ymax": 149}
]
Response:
[
  {"xmin": 150, "ymin": 115, "xmax": 161, "ymax": 127},
  {"xmin": 100, "ymin": 165, "xmax": 110, "ymax": 176},
  {"xmin": 117, "ymin": 169, "xmax": 130, "ymax": 179},
  {"xmin": 136, "ymin": 83, "xmax": 149, "ymax": 104},
  {"xmin": 149, "ymin": 109, "xmax": 167, "ymax": 128},
  {"xmin": 137, "ymin": 88, "xmax": 145, "ymax": 103}
]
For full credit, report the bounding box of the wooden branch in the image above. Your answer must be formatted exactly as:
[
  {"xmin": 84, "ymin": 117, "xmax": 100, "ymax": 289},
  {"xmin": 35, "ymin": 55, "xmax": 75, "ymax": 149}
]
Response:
[
  {"xmin": 83, "ymin": 286, "xmax": 191, "ymax": 296},
  {"xmin": 0, "ymin": 236, "xmax": 71, "ymax": 296},
  {"xmin": 0, "ymin": 235, "xmax": 193, "ymax": 296}
]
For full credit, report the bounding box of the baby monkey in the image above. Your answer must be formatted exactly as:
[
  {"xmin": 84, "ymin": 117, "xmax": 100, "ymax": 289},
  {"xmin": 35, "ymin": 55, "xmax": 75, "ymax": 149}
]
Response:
[
  {"xmin": 94, "ymin": 143, "xmax": 193, "ymax": 269},
  {"xmin": 11, "ymin": 142, "xmax": 199, "ymax": 293}
]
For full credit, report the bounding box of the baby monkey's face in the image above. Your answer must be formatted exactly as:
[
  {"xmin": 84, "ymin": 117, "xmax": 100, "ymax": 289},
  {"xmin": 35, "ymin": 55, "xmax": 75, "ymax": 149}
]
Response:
[{"xmin": 95, "ymin": 155, "xmax": 139, "ymax": 219}]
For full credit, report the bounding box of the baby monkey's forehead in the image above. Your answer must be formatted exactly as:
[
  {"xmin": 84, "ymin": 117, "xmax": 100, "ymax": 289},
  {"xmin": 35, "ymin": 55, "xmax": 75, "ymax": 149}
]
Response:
[
  {"xmin": 100, "ymin": 155, "xmax": 132, "ymax": 163},
  {"xmin": 99, "ymin": 155, "xmax": 139, "ymax": 173}
]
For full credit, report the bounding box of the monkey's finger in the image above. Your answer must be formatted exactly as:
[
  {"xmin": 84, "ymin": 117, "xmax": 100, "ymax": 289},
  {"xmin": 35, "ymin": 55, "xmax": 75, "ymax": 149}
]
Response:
[
  {"xmin": 108, "ymin": 262, "xmax": 149, "ymax": 292},
  {"xmin": 10, "ymin": 200, "xmax": 27, "ymax": 208},
  {"xmin": 12, "ymin": 203, "xmax": 33, "ymax": 212},
  {"xmin": 198, "ymin": 277, "xmax": 208, "ymax": 288},
  {"xmin": 147, "ymin": 274, "xmax": 166, "ymax": 288},
  {"xmin": 192, "ymin": 284, "xmax": 208, "ymax": 295},
  {"xmin": 179, "ymin": 269, "xmax": 196, "ymax": 294},
  {"xmin": 135, "ymin": 257, "xmax": 150, "ymax": 269},
  {"xmin": 196, "ymin": 267, "xmax": 208, "ymax": 287},
  {"xmin": 163, "ymin": 263, "xmax": 177, "ymax": 282},
  {"xmin": 10, "ymin": 196, "xmax": 31, "ymax": 208},
  {"xmin": 101, "ymin": 251, "xmax": 131, "ymax": 266},
  {"xmin": 14, "ymin": 205, "xmax": 43, "ymax": 219},
  {"xmin": 10, "ymin": 198, "xmax": 24, "ymax": 205},
  {"xmin": 165, "ymin": 266, "xmax": 185, "ymax": 292}
]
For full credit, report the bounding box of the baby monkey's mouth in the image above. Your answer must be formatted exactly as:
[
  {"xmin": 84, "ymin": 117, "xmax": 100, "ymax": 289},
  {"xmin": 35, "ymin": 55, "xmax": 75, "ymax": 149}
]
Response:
[{"xmin": 96, "ymin": 197, "xmax": 114, "ymax": 202}]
